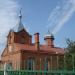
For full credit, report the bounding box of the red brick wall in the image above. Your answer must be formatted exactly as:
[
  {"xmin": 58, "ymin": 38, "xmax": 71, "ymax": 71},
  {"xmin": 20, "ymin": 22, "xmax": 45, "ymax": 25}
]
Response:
[
  {"xmin": 14, "ymin": 30, "xmax": 32, "ymax": 45},
  {"xmin": 21, "ymin": 51, "xmax": 64, "ymax": 70},
  {"xmin": 1, "ymin": 51, "xmax": 22, "ymax": 70}
]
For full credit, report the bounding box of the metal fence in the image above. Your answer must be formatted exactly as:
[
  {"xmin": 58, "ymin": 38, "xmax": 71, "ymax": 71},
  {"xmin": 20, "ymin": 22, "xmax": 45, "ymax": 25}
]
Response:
[
  {"xmin": 0, "ymin": 70, "xmax": 75, "ymax": 75},
  {"xmin": 0, "ymin": 54, "xmax": 75, "ymax": 75}
]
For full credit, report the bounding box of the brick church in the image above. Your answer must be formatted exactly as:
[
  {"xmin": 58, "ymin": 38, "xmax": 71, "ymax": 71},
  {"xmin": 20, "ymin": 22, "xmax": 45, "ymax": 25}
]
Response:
[{"xmin": 1, "ymin": 11, "xmax": 64, "ymax": 70}]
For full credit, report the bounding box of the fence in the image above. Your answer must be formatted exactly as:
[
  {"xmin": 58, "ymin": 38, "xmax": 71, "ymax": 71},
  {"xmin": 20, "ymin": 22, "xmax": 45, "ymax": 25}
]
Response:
[
  {"xmin": 0, "ymin": 70, "xmax": 75, "ymax": 75},
  {"xmin": 0, "ymin": 54, "xmax": 75, "ymax": 75}
]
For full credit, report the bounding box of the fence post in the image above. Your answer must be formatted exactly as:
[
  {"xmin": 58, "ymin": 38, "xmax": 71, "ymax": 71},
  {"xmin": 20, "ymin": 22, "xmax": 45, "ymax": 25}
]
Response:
[{"xmin": 4, "ymin": 63, "xmax": 8, "ymax": 75}]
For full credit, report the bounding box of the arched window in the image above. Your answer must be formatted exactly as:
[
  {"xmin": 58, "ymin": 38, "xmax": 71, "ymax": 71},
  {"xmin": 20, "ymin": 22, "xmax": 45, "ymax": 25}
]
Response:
[
  {"xmin": 27, "ymin": 58, "xmax": 35, "ymax": 70},
  {"xmin": 7, "ymin": 63, "xmax": 12, "ymax": 70},
  {"xmin": 44, "ymin": 57, "xmax": 49, "ymax": 71}
]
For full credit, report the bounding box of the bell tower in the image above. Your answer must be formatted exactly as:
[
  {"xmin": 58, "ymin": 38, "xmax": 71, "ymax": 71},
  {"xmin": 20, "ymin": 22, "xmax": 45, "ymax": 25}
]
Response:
[{"xmin": 7, "ymin": 10, "xmax": 32, "ymax": 45}]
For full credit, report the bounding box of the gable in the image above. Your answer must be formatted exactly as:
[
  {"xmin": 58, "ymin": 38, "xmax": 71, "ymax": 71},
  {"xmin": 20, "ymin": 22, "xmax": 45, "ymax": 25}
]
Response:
[
  {"xmin": 17, "ymin": 29, "xmax": 30, "ymax": 36},
  {"xmin": 1, "ymin": 47, "xmax": 8, "ymax": 56}
]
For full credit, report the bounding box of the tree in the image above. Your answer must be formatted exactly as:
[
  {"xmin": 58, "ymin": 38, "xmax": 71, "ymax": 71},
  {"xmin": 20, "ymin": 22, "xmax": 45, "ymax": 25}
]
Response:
[
  {"xmin": 65, "ymin": 39, "xmax": 75, "ymax": 53},
  {"xmin": 65, "ymin": 39, "xmax": 75, "ymax": 70}
]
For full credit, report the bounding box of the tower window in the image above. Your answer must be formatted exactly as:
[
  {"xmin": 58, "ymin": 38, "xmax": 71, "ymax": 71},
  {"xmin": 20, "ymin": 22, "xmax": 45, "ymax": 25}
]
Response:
[
  {"xmin": 20, "ymin": 37, "xmax": 25, "ymax": 44},
  {"xmin": 8, "ymin": 35, "xmax": 12, "ymax": 44}
]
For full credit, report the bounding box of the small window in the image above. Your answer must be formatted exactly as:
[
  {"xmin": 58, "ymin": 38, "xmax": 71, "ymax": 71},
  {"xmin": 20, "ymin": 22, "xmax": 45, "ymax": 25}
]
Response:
[
  {"xmin": 20, "ymin": 37, "xmax": 25, "ymax": 44},
  {"xmin": 8, "ymin": 35, "xmax": 12, "ymax": 44}
]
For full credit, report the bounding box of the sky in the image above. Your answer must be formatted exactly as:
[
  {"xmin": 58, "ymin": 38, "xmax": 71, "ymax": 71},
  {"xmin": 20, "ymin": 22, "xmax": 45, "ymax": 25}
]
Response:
[{"xmin": 0, "ymin": 0, "xmax": 75, "ymax": 54}]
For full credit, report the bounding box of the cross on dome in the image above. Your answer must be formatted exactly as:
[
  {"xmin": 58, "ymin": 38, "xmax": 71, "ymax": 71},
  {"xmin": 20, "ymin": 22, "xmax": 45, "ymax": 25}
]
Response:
[{"xmin": 17, "ymin": 9, "xmax": 25, "ymax": 32}]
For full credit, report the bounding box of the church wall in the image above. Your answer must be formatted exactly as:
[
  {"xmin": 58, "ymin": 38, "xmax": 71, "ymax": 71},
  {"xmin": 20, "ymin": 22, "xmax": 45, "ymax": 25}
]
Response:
[
  {"xmin": 21, "ymin": 51, "xmax": 64, "ymax": 70},
  {"xmin": 1, "ymin": 51, "xmax": 22, "ymax": 70}
]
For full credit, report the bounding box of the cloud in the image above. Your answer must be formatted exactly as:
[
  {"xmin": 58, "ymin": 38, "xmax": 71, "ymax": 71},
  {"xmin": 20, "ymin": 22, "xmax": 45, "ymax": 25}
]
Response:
[
  {"xmin": 48, "ymin": 6, "xmax": 60, "ymax": 22},
  {"xmin": 47, "ymin": 0, "xmax": 75, "ymax": 35},
  {"xmin": 0, "ymin": 0, "xmax": 19, "ymax": 54},
  {"xmin": 46, "ymin": 6, "xmax": 60, "ymax": 29}
]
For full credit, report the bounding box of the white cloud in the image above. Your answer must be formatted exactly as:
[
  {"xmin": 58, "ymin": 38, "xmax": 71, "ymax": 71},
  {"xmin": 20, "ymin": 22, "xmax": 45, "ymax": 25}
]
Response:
[
  {"xmin": 47, "ymin": 0, "xmax": 75, "ymax": 35},
  {"xmin": 48, "ymin": 6, "xmax": 60, "ymax": 22},
  {"xmin": 0, "ymin": 0, "xmax": 19, "ymax": 54},
  {"xmin": 47, "ymin": 6, "xmax": 60, "ymax": 29}
]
